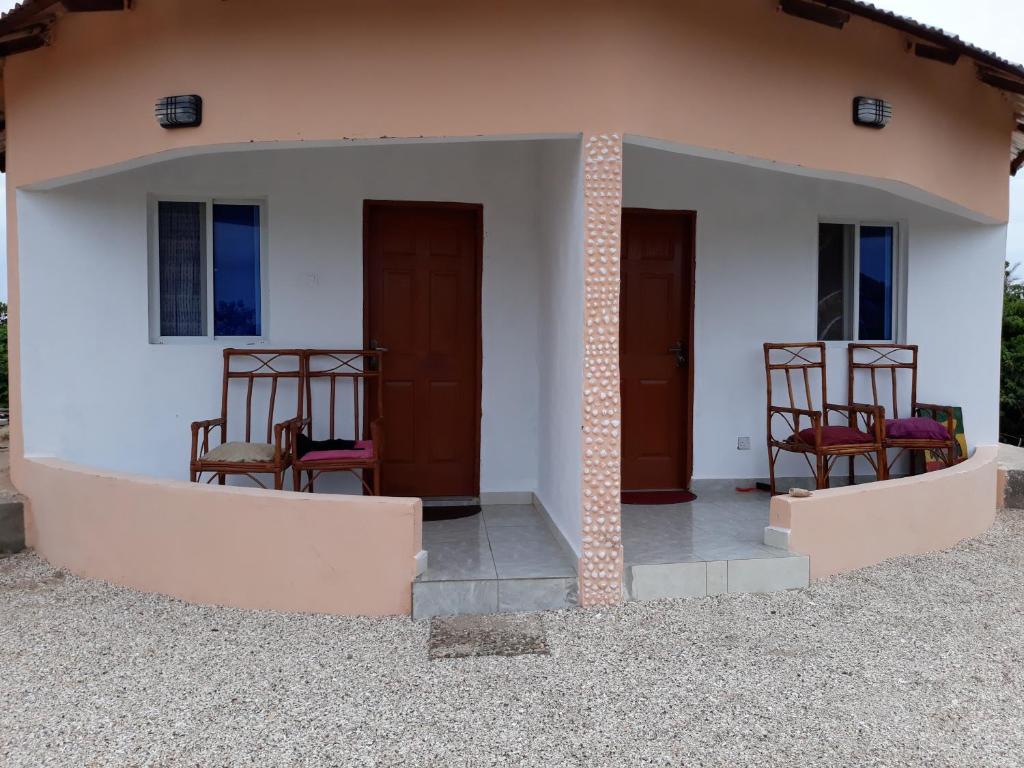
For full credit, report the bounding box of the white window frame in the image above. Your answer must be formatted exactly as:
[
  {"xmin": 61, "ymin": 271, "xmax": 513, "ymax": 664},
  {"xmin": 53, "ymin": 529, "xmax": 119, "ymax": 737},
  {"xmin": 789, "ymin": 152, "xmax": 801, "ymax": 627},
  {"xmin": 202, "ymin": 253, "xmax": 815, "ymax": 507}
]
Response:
[
  {"xmin": 816, "ymin": 218, "xmax": 906, "ymax": 344},
  {"xmin": 148, "ymin": 195, "xmax": 270, "ymax": 344}
]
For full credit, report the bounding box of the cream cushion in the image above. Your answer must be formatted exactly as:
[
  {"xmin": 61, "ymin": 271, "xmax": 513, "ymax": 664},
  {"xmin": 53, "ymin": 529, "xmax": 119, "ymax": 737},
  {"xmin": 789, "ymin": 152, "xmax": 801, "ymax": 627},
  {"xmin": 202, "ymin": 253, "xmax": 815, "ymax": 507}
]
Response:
[{"xmin": 202, "ymin": 441, "xmax": 276, "ymax": 463}]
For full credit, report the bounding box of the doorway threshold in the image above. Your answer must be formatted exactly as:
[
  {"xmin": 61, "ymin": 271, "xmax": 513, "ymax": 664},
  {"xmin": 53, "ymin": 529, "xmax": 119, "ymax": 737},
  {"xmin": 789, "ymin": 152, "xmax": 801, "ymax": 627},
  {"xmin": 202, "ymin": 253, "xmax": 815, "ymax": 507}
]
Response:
[{"xmin": 421, "ymin": 497, "xmax": 480, "ymax": 508}]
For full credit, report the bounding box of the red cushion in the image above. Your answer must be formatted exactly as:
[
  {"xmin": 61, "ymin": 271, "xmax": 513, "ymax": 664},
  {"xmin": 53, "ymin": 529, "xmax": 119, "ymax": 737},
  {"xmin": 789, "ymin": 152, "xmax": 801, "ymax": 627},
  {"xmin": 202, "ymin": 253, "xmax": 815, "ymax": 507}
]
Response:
[
  {"xmin": 885, "ymin": 417, "xmax": 949, "ymax": 441},
  {"xmin": 300, "ymin": 439, "xmax": 374, "ymax": 462},
  {"xmin": 793, "ymin": 426, "xmax": 875, "ymax": 447}
]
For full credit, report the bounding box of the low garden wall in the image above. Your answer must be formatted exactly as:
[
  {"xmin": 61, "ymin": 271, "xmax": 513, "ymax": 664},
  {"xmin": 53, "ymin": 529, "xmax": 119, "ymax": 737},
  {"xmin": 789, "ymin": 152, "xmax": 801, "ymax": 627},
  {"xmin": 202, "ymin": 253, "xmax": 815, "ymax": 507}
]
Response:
[
  {"xmin": 770, "ymin": 445, "xmax": 998, "ymax": 579},
  {"xmin": 18, "ymin": 457, "xmax": 422, "ymax": 616}
]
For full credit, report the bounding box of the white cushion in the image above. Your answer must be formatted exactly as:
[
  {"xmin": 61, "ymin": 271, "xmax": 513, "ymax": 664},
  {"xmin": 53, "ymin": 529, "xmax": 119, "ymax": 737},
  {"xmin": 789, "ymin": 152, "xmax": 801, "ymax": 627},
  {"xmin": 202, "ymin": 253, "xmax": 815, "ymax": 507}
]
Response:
[{"xmin": 202, "ymin": 441, "xmax": 276, "ymax": 463}]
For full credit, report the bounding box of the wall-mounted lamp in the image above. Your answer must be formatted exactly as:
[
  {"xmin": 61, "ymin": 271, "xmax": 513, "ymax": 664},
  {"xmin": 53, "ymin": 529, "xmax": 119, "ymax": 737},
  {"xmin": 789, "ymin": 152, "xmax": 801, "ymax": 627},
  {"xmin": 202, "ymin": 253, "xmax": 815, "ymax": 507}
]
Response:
[
  {"xmin": 155, "ymin": 94, "xmax": 202, "ymax": 129},
  {"xmin": 852, "ymin": 96, "xmax": 891, "ymax": 129}
]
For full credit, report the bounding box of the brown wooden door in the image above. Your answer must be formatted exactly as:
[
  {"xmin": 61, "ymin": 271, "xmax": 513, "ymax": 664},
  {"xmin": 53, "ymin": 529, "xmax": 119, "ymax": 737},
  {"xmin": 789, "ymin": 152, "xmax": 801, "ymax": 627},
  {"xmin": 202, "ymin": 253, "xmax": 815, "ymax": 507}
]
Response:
[
  {"xmin": 620, "ymin": 209, "xmax": 695, "ymax": 491},
  {"xmin": 364, "ymin": 202, "xmax": 481, "ymax": 497}
]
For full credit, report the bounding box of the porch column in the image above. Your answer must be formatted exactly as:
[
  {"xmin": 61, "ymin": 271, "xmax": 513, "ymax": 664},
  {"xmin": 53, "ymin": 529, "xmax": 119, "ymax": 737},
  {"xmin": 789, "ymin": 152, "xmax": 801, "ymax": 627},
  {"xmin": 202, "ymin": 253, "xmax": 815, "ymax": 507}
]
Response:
[{"xmin": 579, "ymin": 132, "xmax": 624, "ymax": 607}]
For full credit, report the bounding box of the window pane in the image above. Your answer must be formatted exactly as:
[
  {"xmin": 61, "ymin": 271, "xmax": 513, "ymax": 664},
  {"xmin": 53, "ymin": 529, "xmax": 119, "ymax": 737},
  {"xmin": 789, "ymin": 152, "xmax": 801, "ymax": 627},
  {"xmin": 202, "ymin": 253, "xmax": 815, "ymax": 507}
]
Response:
[
  {"xmin": 158, "ymin": 201, "xmax": 205, "ymax": 336},
  {"xmin": 213, "ymin": 204, "xmax": 261, "ymax": 336},
  {"xmin": 858, "ymin": 225, "xmax": 894, "ymax": 340},
  {"xmin": 817, "ymin": 223, "xmax": 854, "ymax": 340}
]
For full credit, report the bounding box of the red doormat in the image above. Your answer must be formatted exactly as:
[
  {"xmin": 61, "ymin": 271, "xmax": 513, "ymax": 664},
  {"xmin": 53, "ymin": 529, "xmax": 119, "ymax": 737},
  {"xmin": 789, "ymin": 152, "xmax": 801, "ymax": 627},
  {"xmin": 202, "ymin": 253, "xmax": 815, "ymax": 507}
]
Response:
[{"xmin": 621, "ymin": 490, "xmax": 697, "ymax": 505}]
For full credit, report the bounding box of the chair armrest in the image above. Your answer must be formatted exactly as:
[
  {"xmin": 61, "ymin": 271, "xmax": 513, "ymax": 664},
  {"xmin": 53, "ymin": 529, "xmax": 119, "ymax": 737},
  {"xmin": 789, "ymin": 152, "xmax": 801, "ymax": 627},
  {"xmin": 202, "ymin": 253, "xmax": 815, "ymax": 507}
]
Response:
[
  {"xmin": 844, "ymin": 402, "xmax": 887, "ymax": 417},
  {"xmin": 769, "ymin": 406, "xmax": 820, "ymax": 417},
  {"xmin": 768, "ymin": 406, "xmax": 821, "ymax": 445},
  {"xmin": 192, "ymin": 417, "xmax": 225, "ymax": 430},
  {"xmin": 915, "ymin": 402, "xmax": 955, "ymax": 414},
  {"xmin": 274, "ymin": 416, "xmax": 309, "ymax": 460},
  {"xmin": 827, "ymin": 403, "xmax": 884, "ymax": 441},
  {"xmin": 826, "ymin": 402, "xmax": 882, "ymax": 416},
  {"xmin": 190, "ymin": 417, "xmax": 225, "ymax": 461}
]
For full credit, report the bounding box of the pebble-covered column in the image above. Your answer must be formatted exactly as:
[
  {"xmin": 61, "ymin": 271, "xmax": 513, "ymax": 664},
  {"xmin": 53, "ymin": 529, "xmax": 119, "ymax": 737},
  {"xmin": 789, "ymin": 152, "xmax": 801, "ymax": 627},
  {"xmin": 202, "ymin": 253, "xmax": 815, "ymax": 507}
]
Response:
[{"xmin": 578, "ymin": 132, "xmax": 624, "ymax": 607}]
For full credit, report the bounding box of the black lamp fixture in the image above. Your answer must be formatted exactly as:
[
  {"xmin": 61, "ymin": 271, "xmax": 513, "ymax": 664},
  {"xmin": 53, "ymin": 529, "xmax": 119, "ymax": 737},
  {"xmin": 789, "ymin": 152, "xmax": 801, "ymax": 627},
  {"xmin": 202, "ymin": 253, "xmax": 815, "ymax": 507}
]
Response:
[
  {"xmin": 155, "ymin": 94, "xmax": 202, "ymax": 129},
  {"xmin": 852, "ymin": 96, "xmax": 892, "ymax": 129}
]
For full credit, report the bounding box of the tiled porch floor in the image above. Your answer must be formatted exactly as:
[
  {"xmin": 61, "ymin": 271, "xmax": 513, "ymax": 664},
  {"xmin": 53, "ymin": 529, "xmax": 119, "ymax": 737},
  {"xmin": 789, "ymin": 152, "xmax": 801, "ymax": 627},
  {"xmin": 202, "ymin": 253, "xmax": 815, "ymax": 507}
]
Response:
[
  {"xmin": 414, "ymin": 505, "xmax": 578, "ymax": 620},
  {"xmin": 623, "ymin": 485, "xmax": 787, "ymax": 564},
  {"xmin": 414, "ymin": 485, "xmax": 809, "ymax": 618},
  {"xmin": 622, "ymin": 483, "xmax": 809, "ymax": 601},
  {"xmin": 419, "ymin": 504, "xmax": 577, "ymax": 581}
]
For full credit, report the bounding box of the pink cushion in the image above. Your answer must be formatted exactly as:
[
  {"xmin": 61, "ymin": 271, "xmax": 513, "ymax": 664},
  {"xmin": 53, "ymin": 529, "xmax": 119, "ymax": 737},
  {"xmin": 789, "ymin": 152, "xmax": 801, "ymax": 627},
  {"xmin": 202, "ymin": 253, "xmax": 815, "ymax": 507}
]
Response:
[
  {"xmin": 300, "ymin": 440, "xmax": 374, "ymax": 462},
  {"xmin": 793, "ymin": 426, "xmax": 875, "ymax": 447},
  {"xmin": 885, "ymin": 417, "xmax": 949, "ymax": 441}
]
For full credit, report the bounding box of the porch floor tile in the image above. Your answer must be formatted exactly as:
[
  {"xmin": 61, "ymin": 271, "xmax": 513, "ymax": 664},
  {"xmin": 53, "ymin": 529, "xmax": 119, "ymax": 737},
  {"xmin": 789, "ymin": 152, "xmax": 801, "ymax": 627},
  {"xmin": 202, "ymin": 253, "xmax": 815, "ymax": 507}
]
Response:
[
  {"xmin": 415, "ymin": 488, "xmax": 805, "ymax": 617},
  {"xmin": 622, "ymin": 489, "xmax": 784, "ymax": 566},
  {"xmin": 416, "ymin": 504, "xmax": 577, "ymax": 620},
  {"xmin": 622, "ymin": 486, "xmax": 808, "ymax": 598},
  {"xmin": 419, "ymin": 504, "xmax": 577, "ymax": 582},
  {"xmin": 488, "ymin": 525, "xmax": 577, "ymax": 579}
]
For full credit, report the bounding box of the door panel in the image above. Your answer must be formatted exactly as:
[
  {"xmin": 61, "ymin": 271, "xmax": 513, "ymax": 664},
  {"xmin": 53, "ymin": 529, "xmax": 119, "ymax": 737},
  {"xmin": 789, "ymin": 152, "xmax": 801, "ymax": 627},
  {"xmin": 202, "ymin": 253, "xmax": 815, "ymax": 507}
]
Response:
[
  {"xmin": 366, "ymin": 203, "xmax": 481, "ymax": 497},
  {"xmin": 620, "ymin": 209, "xmax": 695, "ymax": 491}
]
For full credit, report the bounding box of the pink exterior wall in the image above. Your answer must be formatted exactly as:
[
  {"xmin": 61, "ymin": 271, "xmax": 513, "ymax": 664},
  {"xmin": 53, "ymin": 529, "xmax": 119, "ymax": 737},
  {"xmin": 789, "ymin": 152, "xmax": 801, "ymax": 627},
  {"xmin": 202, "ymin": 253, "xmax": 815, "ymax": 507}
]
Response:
[
  {"xmin": 20, "ymin": 458, "xmax": 423, "ymax": 616},
  {"xmin": 771, "ymin": 446, "xmax": 998, "ymax": 580},
  {"xmin": 3, "ymin": 0, "xmax": 1013, "ymax": 220}
]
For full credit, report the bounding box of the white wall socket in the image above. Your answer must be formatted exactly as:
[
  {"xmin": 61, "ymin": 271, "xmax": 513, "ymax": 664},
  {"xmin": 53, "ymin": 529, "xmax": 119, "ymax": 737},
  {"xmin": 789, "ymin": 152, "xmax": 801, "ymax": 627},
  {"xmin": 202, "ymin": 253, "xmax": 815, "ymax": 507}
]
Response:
[{"xmin": 737, "ymin": 436, "xmax": 751, "ymax": 451}]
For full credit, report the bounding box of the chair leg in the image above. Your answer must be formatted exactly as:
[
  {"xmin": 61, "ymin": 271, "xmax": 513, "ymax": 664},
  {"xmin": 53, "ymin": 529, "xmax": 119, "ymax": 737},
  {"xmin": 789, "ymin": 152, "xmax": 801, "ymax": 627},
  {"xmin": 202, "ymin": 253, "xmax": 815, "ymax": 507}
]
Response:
[
  {"xmin": 373, "ymin": 465, "xmax": 380, "ymax": 496},
  {"xmin": 815, "ymin": 454, "xmax": 825, "ymax": 490},
  {"xmin": 217, "ymin": 473, "xmax": 226, "ymax": 486},
  {"xmin": 847, "ymin": 456, "xmax": 855, "ymax": 486},
  {"xmin": 767, "ymin": 446, "xmax": 777, "ymax": 496},
  {"xmin": 292, "ymin": 466, "xmax": 302, "ymax": 492},
  {"xmin": 877, "ymin": 449, "xmax": 889, "ymax": 481},
  {"xmin": 308, "ymin": 471, "xmax": 315, "ymax": 493},
  {"xmin": 273, "ymin": 471, "xmax": 282, "ymax": 491},
  {"xmin": 190, "ymin": 468, "xmax": 197, "ymax": 483}
]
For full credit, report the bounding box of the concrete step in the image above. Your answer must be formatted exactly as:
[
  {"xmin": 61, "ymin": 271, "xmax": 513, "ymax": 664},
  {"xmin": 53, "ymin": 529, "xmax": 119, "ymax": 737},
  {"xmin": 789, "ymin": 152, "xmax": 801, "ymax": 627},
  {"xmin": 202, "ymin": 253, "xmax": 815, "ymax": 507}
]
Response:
[
  {"xmin": 0, "ymin": 496, "xmax": 25, "ymax": 554},
  {"xmin": 626, "ymin": 554, "xmax": 809, "ymax": 601},
  {"xmin": 412, "ymin": 576, "xmax": 577, "ymax": 620},
  {"xmin": 998, "ymin": 443, "xmax": 1024, "ymax": 510}
]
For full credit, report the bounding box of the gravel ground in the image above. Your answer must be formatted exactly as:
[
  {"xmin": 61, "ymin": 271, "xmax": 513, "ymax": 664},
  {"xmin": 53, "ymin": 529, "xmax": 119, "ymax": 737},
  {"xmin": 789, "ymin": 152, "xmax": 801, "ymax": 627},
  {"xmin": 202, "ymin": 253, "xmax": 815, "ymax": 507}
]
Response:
[{"xmin": 2, "ymin": 514, "xmax": 1024, "ymax": 767}]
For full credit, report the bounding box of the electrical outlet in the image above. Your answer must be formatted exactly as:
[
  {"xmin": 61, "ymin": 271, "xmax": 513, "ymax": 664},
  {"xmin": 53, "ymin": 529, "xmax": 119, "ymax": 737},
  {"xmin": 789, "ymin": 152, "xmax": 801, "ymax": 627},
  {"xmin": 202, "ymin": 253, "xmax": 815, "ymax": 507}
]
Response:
[{"xmin": 737, "ymin": 436, "xmax": 751, "ymax": 451}]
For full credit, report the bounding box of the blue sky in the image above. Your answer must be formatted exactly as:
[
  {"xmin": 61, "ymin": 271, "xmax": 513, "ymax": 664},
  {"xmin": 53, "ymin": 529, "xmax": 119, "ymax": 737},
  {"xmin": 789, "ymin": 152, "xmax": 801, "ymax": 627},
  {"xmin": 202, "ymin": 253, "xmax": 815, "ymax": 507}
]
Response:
[{"xmin": 0, "ymin": 0, "xmax": 1020, "ymax": 299}]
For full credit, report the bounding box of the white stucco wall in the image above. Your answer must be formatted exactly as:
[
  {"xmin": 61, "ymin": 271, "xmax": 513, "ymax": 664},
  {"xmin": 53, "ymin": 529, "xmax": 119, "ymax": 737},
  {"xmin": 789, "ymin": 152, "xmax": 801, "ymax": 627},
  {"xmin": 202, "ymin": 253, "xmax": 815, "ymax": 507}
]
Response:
[
  {"xmin": 18, "ymin": 141, "xmax": 546, "ymax": 494},
  {"xmin": 535, "ymin": 139, "xmax": 585, "ymax": 553},
  {"xmin": 624, "ymin": 142, "xmax": 1006, "ymax": 480},
  {"xmin": 15, "ymin": 137, "xmax": 1006, "ymax": 502}
]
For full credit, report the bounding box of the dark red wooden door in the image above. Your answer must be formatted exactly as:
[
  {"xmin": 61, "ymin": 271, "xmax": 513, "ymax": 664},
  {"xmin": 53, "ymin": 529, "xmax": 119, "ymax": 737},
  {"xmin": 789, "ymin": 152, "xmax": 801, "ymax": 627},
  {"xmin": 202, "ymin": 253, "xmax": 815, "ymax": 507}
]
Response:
[
  {"xmin": 365, "ymin": 203, "xmax": 481, "ymax": 497},
  {"xmin": 620, "ymin": 209, "xmax": 695, "ymax": 491}
]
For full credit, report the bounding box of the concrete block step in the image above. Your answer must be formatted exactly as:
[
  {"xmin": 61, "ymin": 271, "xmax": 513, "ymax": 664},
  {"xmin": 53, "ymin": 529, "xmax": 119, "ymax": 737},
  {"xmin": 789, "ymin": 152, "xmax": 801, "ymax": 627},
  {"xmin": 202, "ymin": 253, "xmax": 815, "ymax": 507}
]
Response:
[
  {"xmin": 626, "ymin": 555, "xmax": 809, "ymax": 601},
  {"xmin": 998, "ymin": 443, "xmax": 1024, "ymax": 510},
  {"xmin": 0, "ymin": 497, "xmax": 25, "ymax": 554},
  {"xmin": 412, "ymin": 576, "xmax": 577, "ymax": 620}
]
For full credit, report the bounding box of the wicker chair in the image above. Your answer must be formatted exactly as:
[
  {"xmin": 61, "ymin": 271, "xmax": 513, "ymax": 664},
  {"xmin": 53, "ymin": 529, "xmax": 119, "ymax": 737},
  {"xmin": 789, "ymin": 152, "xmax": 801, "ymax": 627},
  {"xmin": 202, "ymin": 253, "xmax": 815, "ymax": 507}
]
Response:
[
  {"xmin": 189, "ymin": 349, "xmax": 305, "ymax": 490},
  {"xmin": 847, "ymin": 343, "xmax": 959, "ymax": 480},
  {"xmin": 290, "ymin": 349, "xmax": 383, "ymax": 494},
  {"xmin": 764, "ymin": 342, "xmax": 884, "ymax": 494}
]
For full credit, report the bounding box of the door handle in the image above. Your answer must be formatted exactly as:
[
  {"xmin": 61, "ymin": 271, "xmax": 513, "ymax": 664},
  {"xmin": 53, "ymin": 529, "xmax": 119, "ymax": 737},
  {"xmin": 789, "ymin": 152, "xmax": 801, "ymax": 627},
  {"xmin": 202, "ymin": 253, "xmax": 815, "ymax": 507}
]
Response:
[
  {"xmin": 669, "ymin": 342, "xmax": 687, "ymax": 368},
  {"xmin": 368, "ymin": 339, "xmax": 388, "ymax": 371}
]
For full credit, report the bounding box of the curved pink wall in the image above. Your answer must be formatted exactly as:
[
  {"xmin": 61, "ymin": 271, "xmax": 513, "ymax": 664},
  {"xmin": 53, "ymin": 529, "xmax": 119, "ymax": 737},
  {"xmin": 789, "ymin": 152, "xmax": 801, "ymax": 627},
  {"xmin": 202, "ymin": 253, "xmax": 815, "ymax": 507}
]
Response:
[
  {"xmin": 3, "ymin": 0, "xmax": 1013, "ymax": 219},
  {"xmin": 771, "ymin": 446, "xmax": 998, "ymax": 579},
  {"xmin": 20, "ymin": 458, "xmax": 423, "ymax": 616}
]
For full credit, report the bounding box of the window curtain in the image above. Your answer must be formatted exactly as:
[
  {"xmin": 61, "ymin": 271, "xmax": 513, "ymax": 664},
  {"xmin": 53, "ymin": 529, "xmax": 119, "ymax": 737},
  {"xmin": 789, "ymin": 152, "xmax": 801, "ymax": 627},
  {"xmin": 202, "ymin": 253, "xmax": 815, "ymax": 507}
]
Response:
[{"xmin": 158, "ymin": 201, "xmax": 204, "ymax": 336}]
